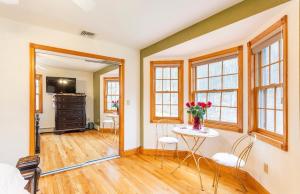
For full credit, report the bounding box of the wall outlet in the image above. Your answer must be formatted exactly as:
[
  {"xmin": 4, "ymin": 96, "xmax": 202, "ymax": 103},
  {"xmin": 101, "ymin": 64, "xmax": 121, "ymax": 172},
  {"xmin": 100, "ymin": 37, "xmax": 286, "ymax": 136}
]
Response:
[{"xmin": 263, "ymin": 163, "xmax": 269, "ymax": 174}]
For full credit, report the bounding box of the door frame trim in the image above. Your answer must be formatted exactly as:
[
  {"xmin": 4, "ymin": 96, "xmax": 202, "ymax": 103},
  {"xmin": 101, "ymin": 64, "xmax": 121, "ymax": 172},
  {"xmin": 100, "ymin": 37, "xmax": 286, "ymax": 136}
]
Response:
[{"xmin": 29, "ymin": 43, "xmax": 125, "ymax": 156}]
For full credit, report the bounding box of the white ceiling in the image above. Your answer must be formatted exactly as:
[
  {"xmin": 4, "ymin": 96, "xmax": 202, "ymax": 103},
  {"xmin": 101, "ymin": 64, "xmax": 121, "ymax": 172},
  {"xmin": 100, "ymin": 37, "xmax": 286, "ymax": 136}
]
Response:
[
  {"xmin": 36, "ymin": 50, "xmax": 112, "ymax": 72},
  {"xmin": 152, "ymin": 3, "xmax": 287, "ymax": 58},
  {"xmin": 0, "ymin": 0, "xmax": 242, "ymax": 49}
]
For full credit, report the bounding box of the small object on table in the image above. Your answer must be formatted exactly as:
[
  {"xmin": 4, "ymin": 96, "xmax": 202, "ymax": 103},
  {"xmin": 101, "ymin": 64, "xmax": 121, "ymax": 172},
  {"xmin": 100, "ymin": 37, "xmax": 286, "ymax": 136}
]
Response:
[
  {"xmin": 185, "ymin": 101, "xmax": 212, "ymax": 130},
  {"xmin": 171, "ymin": 125, "xmax": 219, "ymax": 191}
]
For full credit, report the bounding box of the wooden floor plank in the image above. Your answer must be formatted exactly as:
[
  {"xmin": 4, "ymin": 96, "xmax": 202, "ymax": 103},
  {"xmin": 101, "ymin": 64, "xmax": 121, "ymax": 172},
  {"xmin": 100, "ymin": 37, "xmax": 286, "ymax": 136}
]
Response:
[
  {"xmin": 40, "ymin": 130, "xmax": 119, "ymax": 172},
  {"xmin": 39, "ymin": 154, "xmax": 258, "ymax": 194}
]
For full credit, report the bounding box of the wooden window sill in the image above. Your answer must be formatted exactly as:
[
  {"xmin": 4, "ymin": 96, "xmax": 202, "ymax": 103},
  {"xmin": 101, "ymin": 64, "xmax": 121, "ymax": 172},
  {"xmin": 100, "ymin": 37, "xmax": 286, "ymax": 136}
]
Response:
[
  {"xmin": 151, "ymin": 118, "xmax": 184, "ymax": 124},
  {"xmin": 250, "ymin": 131, "xmax": 288, "ymax": 151},
  {"xmin": 188, "ymin": 120, "xmax": 242, "ymax": 133}
]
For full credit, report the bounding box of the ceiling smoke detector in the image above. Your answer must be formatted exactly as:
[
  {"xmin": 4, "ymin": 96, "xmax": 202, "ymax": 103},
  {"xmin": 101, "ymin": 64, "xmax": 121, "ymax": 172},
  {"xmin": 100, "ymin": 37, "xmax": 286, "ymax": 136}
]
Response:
[{"xmin": 80, "ymin": 30, "xmax": 95, "ymax": 38}]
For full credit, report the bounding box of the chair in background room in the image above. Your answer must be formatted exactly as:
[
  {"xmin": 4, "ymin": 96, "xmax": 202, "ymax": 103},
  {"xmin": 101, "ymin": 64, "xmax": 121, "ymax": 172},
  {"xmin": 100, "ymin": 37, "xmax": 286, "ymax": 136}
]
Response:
[
  {"xmin": 155, "ymin": 120, "xmax": 179, "ymax": 168},
  {"xmin": 211, "ymin": 134, "xmax": 256, "ymax": 194}
]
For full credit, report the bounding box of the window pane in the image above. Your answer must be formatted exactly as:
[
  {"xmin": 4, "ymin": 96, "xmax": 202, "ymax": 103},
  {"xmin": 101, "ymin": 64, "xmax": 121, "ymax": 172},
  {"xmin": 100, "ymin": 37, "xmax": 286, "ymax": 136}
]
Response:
[
  {"xmin": 223, "ymin": 58, "xmax": 238, "ymax": 75},
  {"xmin": 262, "ymin": 47, "xmax": 269, "ymax": 66},
  {"xmin": 207, "ymin": 106, "xmax": 220, "ymax": 121},
  {"xmin": 280, "ymin": 39, "xmax": 283, "ymax": 60},
  {"xmin": 221, "ymin": 107, "xmax": 237, "ymax": 123},
  {"xmin": 162, "ymin": 80, "xmax": 170, "ymax": 91},
  {"xmin": 276, "ymin": 87, "xmax": 283, "ymax": 110},
  {"xmin": 107, "ymin": 96, "xmax": 112, "ymax": 104},
  {"xmin": 258, "ymin": 90, "xmax": 265, "ymax": 108},
  {"xmin": 36, "ymin": 94, "xmax": 39, "ymax": 110},
  {"xmin": 196, "ymin": 93, "xmax": 207, "ymax": 103},
  {"xmin": 270, "ymin": 63, "xmax": 279, "ymax": 84},
  {"xmin": 156, "ymin": 68, "xmax": 163, "ymax": 79},
  {"xmin": 162, "ymin": 105, "xmax": 170, "ymax": 117},
  {"xmin": 197, "ymin": 78, "xmax": 208, "ymax": 90},
  {"xmin": 209, "ymin": 62, "xmax": 222, "ymax": 76},
  {"xmin": 209, "ymin": 76, "xmax": 221, "ymax": 90},
  {"xmin": 107, "ymin": 102, "xmax": 112, "ymax": 109},
  {"xmin": 115, "ymin": 83, "xmax": 119, "ymax": 95},
  {"xmin": 258, "ymin": 109, "xmax": 265, "ymax": 129},
  {"xmin": 156, "ymin": 93, "xmax": 162, "ymax": 104},
  {"xmin": 261, "ymin": 66, "xmax": 269, "ymax": 86},
  {"xmin": 170, "ymin": 80, "xmax": 178, "ymax": 91},
  {"xmin": 170, "ymin": 93, "xmax": 178, "ymax": 105},
  {"xmin": 270, "ymin": 41, "xmax": 279, "ymax": 63},
  {"xmin": 163, "ymin": 93, "xmax": 170, "ymax": 104},
  {"xmin": 223, "ymin": 74, "xmax": 238, "ymax": 89},
  {"xmin": 197, "ymin": 64, "xmax": 208, "ymax": 78},
  {"xmin": 156, "ymin": 80, "xmax": 162, "ymax": 91},
  {"xmin": 170, "ymin": 68, "xmax": 178, "ymax": 79},
  {"xmin": 222, "ymin": 91, "xmax": 237, "ymax": 107},
  {"xmin": 280, "ymin": 62, "xmax": 283, "ymax": 83},
  {"xmin": 266, "ymin": 109, "xmax": 275, "ymax": 132},
  {"xmin": 208, "ymin": 92, "xmax": 221, "ymax": 106},
  {"xmin": 156, "ymin": 105, "xmax": 162, "ymax": 117},
  {"xmin": 266, "ymin": 88, "xmax": 274, "ymax": 109},
  {"xmin": 107, "ymin": 84, "xmax": 112, "ymax": 94},
  {"xmin": 170, "ymin": 105, "xmax": 178, "ymax": 117},
  {"xmin": 276, "ymin": 110, "xmax": 283, "ymax": 135},
  {"xmin": 163, "ymin": 68, "xmax": 170, "ymax": 79}
]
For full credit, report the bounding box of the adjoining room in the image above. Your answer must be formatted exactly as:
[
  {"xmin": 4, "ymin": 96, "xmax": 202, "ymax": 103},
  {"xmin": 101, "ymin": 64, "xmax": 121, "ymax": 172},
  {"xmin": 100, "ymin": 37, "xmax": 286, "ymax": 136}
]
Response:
[{"xmin": 33, "ymin": 45, "xmax": 123, "ymax": 173}]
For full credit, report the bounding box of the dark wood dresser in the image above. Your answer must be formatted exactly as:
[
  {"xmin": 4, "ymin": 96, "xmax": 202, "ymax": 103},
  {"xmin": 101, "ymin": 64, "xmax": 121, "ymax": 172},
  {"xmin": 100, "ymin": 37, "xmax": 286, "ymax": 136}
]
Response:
[{"xmin": 54, "ymin": 93, "xmax": 86, "ymax": 134}]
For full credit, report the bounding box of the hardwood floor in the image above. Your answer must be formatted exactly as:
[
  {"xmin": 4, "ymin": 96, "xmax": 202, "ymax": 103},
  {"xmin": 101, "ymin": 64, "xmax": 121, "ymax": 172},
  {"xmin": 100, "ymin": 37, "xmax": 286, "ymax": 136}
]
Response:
[
  {"xmin": 40, "ymin": 130, "xmax": 119, "ymax": 172},
  {"xmin": 39, "ymin": 154, "xmax": 258, "ymax": 194}
]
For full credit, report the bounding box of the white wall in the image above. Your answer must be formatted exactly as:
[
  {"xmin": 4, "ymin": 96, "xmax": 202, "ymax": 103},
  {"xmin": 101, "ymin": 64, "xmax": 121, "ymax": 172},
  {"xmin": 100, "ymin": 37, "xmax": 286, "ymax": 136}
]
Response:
[
  {"xmin": 0, "ymin": 17, "xmax": 140, "ymax": 165},
  {"xmin": 99, "ymin": 69, "xmax": 119, "ymax": 121},
  {"xmin": 36, "ymin": 66, "xmax": 94, "ymax": 130},
  {"xmin": 143, "ymin": 1, "xmax": 300, "ymax": 193}
]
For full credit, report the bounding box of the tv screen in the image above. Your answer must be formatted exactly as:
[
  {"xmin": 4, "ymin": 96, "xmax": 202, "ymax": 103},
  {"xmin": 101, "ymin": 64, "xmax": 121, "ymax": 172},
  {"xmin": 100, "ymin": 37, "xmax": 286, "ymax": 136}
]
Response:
[{"xmin": 46, "ymin": 77, "xmax": 76, "ymax": 93}]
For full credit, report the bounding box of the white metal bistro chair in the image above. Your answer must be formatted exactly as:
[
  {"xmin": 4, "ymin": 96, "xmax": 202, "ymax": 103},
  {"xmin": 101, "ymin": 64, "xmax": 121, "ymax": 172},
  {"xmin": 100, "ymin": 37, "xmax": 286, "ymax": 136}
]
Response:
[
  {"xmin": 211, "ymin": 134, "xmax": 256, "ymax": 194},
  {"xmin": 155, "ymin": 120, "xmax": 179, "ymax": 169},
  {"xmin": 100, "ymin": 116, "xmax": 114, "ymax": 134}
]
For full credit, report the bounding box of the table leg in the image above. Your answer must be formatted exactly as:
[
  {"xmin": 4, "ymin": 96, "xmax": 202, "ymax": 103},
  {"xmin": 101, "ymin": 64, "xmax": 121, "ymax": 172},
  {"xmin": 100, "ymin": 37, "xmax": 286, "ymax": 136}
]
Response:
[{"xmin": 181, "ymin": 135, "xmax": 204, "ymax": 191}]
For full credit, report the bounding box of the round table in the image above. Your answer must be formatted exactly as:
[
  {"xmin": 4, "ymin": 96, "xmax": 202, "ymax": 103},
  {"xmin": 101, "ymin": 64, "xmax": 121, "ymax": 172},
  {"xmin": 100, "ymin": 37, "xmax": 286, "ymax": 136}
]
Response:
[{"xmin": 171, "ymin": 126, "xmax": 219, "ymax": 191}]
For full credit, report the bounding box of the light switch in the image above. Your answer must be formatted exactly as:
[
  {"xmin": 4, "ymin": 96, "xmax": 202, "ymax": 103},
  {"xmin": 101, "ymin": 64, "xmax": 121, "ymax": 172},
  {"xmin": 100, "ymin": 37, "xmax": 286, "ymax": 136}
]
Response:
[{"xmin": 126, "ymin": 100, "xmax": 130, "ymax": 105}]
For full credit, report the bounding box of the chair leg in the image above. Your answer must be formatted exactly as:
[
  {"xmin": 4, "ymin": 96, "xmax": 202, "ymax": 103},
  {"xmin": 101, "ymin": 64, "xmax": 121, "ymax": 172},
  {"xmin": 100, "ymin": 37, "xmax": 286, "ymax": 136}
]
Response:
[
  {"xmin": 235, "ymin": 168, "xmax": 248, "ymax": 193},
  {"xmin": 212, "ymin": 163, "xmax": 218, "ymax": 187},
  {"xmin": 214, "ymin": 165, "xmax": 221, "ymax": 194},
  {"xmin": 161, "ymin": 143, "xmax": 165, "ymax": 169},
  {"xmin": 175, "ymin": 143, "xmax": 179, "ymax": 163},
  {"xmin": 155, "ymin": 140, "xmax": 159, "ymax": 160}
]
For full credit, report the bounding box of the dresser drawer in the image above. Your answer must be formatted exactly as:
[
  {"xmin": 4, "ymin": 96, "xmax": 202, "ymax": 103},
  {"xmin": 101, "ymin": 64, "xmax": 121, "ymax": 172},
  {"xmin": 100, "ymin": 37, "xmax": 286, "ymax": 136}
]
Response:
[
  {"xmin": 55, "ymin": 96, "xmax": 85, "ymax": 103},
  {"xmin": 56, "ymin": 103, "xmax": 85, "ymax": 110},
  {"xmin": 56, "ymin": 122, "xmax": 85, "ymax": 131}
]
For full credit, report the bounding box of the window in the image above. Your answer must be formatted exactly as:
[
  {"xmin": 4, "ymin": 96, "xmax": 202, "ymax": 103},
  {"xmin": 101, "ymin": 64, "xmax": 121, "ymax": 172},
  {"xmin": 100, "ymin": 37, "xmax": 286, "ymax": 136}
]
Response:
[
  {"xmin": 189, "ymin": 46, "xmax": 243, "ymax": 132},
  {"xmin": 150, "ymin": 60, "xmax": 184, "ymax": 123},
  {"xmin": 104, "ymin": 77, "xmax": 119, "ymax": 113},
  {"xmin": 35, "ymin": 74, "xmax": 43, "ymax": 113},
  {"xmin": 248, "ymin": 16, "xmax": 288, "ymax": 150}
]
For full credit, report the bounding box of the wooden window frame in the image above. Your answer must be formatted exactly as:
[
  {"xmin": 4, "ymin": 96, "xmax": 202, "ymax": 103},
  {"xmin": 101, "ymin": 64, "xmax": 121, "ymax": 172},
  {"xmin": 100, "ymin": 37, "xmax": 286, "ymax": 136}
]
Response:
[
  {"xmin": 188, "ymin": 46, "xmax": 243, "ymax": 132},
  {"xmin": 248, "ymin": 16, "xmax": 288, "ymax": 151},
  {"xmin": 150, "ymin": 60, "xmax": 184, "ymax": 123},
  {"xmin": 35, "ymin": 74, "xmax": 43, "ymax": 113},
  {"xmin": 104, "ymin": 77, "xmax": 119, "ymax": 113}
]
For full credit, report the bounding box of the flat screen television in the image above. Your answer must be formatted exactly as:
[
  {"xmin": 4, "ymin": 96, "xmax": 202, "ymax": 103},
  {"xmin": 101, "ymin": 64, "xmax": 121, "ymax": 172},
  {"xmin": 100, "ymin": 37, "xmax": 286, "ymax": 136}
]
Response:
[{"xmin": 46, "ymin": 76, "xmax": 76, "ymax": 93}]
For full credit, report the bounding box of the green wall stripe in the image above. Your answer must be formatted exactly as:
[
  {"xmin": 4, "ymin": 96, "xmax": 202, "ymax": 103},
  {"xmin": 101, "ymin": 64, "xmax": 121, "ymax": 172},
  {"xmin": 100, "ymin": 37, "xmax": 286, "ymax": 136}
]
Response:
[
  {"xmin": 141, "ymin": 0, "xmax": 289, "ymax": 57},
  {"xmin": 139, "ymin": 0, "xmax": 290, "ymax": 146}
]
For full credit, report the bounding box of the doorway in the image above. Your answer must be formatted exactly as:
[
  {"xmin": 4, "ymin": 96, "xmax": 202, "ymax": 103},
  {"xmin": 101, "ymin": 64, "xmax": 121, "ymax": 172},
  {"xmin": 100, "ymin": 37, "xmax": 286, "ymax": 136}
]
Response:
[{"xmin": 29, "ymin": 43, "xmax": 124, "ymax": 173}]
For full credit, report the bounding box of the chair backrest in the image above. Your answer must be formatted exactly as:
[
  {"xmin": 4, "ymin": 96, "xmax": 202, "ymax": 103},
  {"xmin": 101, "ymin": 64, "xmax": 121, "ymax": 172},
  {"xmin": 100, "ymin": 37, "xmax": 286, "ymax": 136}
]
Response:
[
  {"xmin": 231, "ymin": 134, "xmax": 256, "ymax": 168},
  {"xmin": 155, "ymin": 120, "xmax": 176, "ymax": 141}
]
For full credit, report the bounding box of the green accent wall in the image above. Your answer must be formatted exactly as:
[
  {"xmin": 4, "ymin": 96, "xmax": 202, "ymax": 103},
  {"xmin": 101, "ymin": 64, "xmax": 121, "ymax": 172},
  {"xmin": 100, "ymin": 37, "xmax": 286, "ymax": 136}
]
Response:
[
  {"xmin": 93, "ymin": 65, "xmax": 119, "ymax": 125},
  {"xmin": 139, "ymin": 0, "xmax": 290, "ymax": 146}
]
